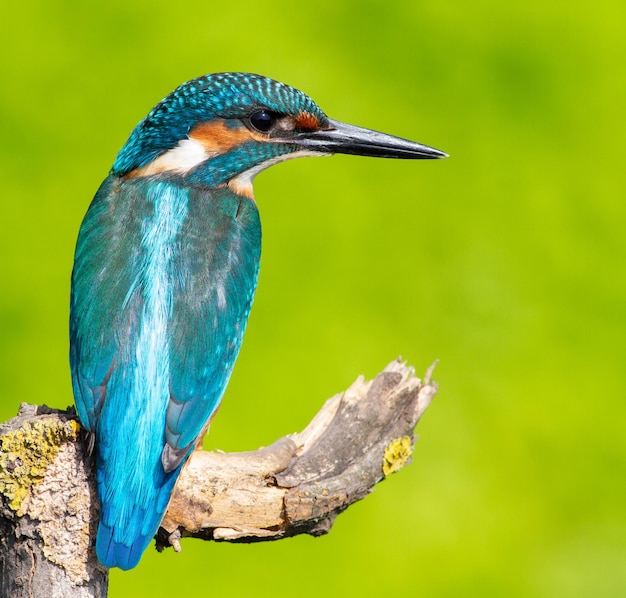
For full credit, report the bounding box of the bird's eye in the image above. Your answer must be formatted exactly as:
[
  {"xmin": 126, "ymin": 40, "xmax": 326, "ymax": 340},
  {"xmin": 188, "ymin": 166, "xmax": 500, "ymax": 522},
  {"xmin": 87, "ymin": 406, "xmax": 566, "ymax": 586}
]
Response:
[{"xmin": 249, "ymin": 110, "xmax": 276, "ymax": 132}]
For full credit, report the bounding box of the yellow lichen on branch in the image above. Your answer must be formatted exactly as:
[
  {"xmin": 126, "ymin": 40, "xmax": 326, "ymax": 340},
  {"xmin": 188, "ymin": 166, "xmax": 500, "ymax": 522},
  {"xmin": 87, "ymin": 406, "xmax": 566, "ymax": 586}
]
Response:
[
  {"xmin": 382, "ymin": 435, "xmax": 413, "ymax": 477},
  {"xmin": 0, "ymin": 417, "xmax": 79, "ymax": 514}
]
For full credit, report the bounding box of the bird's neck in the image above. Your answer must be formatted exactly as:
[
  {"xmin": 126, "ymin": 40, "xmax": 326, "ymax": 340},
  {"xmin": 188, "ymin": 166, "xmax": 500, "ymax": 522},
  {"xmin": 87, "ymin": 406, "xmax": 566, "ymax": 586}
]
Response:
[{"xmin": 117, "ymin": 139, "xmax": 297, "ymax": 200}]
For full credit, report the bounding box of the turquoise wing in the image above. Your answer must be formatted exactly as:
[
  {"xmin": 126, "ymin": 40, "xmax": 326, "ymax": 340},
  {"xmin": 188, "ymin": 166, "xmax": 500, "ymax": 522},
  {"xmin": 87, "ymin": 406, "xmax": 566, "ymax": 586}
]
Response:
[{"xmin": 70, "ymin": 175, "xmax": 261, "ymax": 569}]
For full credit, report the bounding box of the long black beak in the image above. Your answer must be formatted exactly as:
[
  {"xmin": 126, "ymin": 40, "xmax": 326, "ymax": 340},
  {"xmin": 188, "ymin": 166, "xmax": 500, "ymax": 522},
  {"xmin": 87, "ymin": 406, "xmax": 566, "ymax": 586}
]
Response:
[{"xmin": 293, "ymin": 118, "xmax": 447, "ymax": 159}]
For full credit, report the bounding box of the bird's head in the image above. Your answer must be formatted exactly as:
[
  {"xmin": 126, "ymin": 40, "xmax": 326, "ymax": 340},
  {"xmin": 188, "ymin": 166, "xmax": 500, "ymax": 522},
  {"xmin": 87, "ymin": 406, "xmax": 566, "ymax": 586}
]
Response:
[{"xmin": 113, "ymin": 72, "xmax": 446, "ymax": 197}]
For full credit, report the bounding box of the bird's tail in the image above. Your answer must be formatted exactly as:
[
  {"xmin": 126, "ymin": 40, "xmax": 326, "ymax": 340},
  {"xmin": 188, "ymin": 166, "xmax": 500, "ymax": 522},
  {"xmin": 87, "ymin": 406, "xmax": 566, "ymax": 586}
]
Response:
[
  {"xmin": 95, "ymin": 460, "xmax": 183, "ymax": 570},
  {"xmin": 96, "ymin": 522, "xmax": 151, "ymax": 571}
]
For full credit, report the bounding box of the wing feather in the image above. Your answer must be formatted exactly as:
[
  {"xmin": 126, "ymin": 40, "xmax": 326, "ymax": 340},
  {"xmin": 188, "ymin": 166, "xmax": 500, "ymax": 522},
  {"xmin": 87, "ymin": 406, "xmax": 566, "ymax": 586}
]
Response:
[
  {"xmin": 165, "ymin": 186, "xmax": 261, "ymax": 461},
  {"xmin": 70, "ymin": 175, "xmax": 260, "ymax": 568}
]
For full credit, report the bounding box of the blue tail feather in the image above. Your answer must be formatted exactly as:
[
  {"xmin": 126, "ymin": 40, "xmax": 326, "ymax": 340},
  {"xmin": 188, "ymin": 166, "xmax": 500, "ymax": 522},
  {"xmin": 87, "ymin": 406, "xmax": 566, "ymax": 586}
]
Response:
[
  {"xmin": 96, "ymin": 522, "xmax": 152, "ymax": 571},
  {"xmin": 95, "ymin": 453, "xmax": 185, "ymax": 570}
]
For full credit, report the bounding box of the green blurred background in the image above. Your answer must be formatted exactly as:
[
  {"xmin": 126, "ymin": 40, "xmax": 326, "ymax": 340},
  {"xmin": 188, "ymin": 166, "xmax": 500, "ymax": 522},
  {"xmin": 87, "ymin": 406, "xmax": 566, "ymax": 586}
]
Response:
[{"xmin": 1, "ymin": 1, "xmax": 625, "ymax": 596}]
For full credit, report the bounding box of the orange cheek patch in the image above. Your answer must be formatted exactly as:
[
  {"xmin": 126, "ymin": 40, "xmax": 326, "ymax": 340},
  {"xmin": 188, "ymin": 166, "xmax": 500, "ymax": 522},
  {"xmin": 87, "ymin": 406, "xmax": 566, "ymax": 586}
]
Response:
[
  {"xmin": 294, "ymin": 111, "xmax": 320, "ymax": 131},
  {"xmin": 190, "ymin": 120, "xmax": 266, "ymax": 155}
]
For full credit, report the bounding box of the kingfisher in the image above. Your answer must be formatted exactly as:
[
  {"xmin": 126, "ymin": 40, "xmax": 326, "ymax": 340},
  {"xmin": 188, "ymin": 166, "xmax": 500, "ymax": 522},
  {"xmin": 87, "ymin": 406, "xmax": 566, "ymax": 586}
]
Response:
[{"xmin": 69, "ymin": 72, "xmax": 446, "ymax": 570}]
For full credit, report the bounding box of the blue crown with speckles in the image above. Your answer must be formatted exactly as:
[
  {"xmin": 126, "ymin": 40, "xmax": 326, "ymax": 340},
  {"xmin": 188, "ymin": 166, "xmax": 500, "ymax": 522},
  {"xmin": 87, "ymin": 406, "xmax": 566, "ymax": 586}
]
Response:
[{"xmin": 112, "ymin": 73, "xmax": 327, "ymax": 176}]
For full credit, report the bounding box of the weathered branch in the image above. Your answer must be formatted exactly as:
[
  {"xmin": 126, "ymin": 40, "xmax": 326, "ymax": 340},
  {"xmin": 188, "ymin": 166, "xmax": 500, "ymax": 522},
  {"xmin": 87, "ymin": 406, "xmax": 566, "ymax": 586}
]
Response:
[
  {"xmin": 0, "ymin": 359, "xmax": 437, "ymax": 596},
  {"xmin": 0, "ymin": 406, "xmax": 108, "ymax": 598}
]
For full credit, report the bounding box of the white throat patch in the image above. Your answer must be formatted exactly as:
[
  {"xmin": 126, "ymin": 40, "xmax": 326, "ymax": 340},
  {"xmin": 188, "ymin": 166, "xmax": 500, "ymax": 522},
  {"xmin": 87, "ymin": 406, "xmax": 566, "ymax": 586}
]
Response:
[
  {"xmin": 132, "ymin": 138, "xmax": 211, "ymax": 178},
  {"xmin": 228, "ymin": 149, "xmax": 326, "ymax": 199}
]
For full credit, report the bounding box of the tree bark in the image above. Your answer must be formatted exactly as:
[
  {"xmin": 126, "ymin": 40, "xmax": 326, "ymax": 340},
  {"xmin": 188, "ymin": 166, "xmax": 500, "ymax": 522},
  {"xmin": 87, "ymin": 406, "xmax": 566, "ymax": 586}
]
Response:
[
  {"xmin": 0, "ymin": 406, "xmax": 108, "ymax": 598},
  {"xmin": 0, "ymin": 359, "xmax": 437, "ymax": 596}
]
